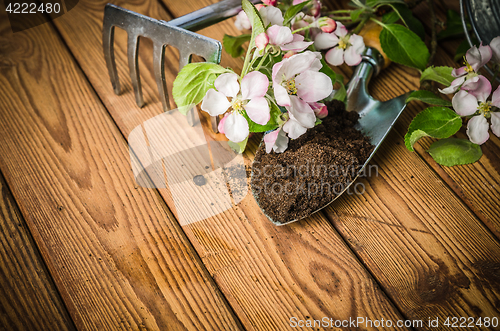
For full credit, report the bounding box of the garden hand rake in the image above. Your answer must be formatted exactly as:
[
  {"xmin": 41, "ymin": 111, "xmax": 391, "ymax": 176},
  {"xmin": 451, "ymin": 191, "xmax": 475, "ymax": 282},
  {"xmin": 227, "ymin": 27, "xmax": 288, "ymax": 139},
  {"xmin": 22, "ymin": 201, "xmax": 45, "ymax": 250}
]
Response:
[{"xmin": 103, "ymin": 0, "xmax": 259, "ymax": 130}]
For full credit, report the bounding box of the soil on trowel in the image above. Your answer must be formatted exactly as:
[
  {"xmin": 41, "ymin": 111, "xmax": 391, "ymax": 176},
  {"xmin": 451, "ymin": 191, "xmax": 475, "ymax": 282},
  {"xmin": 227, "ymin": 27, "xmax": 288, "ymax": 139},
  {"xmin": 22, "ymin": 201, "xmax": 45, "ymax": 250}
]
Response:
[{"xmin": 251, "ymin": 100, "xmax": 374, "ymax": 224}]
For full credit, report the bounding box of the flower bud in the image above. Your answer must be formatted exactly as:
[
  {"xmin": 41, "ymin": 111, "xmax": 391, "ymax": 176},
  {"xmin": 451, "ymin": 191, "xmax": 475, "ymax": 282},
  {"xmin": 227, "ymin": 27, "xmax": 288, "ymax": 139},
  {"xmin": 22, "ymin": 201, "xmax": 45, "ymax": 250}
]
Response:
[
  {"xmin": 310, "ymin": 102, "xmax": 328, "ymax": 118},
  {"xmin": 218, "ymin": 113, "xmax": 229, "ymax": 134},
  {"xmin": 256, "ymin": 32, "xmax": 269, "ymax": 50},
  {"xmin": 263, "ymin": 0, "xmax": 277, "ymax": 6},
  {"xmin": 320, "ymin": 18, "xmax": 337, "ymax": 33}
]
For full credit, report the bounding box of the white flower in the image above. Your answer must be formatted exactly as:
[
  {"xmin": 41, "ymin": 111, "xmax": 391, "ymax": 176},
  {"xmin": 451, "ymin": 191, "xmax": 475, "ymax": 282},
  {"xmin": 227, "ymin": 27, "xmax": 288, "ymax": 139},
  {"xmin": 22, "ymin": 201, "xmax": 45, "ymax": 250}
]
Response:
[
  {"xmin": 452, "ymin": 75, "xmax": 500, "ymax": 144},
  {"xmin": 271, "ymin": 51, "xmax": 332, "ymax": 139},
  {"xmin": 234, "ymin": 5, "xmax": 283, "ymax": 31},
  {"xmin": 440, "ymin": 43, "xmax": 492, "ymax": 94},
  {"xmin": 314, "ymin": 22, "xmax": 365, "ymax": 66},
  {"xmin": 264, "ymin": 126, "xmax": 289, "ymax": 153},
  {"xmin": 201, "ymin": 72, "xmax": 270, "ymax": 142},
  {"xmin": 266, "ymin": 25, "xmax": 313, "ymax": 52}
]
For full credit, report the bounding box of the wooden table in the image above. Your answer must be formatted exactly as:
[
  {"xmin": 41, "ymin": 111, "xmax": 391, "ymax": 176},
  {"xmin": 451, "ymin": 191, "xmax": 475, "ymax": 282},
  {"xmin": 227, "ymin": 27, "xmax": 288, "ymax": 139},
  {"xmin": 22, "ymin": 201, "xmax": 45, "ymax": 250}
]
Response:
[{"xmin": 1, "ymin": 0, "xmax": 499, "ymax": 330}]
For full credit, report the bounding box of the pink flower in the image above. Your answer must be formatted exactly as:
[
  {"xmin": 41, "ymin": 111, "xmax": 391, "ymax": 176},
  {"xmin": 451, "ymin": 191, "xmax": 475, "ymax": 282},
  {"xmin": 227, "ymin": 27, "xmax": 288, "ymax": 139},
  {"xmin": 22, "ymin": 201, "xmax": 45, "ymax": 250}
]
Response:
[
  {"xmin": 235, "ymin": 4, "xmax": 283, "ymax": 30},
  {"xmin": 441, "ymin": 43, "xmax": 492, "ymax": 94},
  {"xmin": 452, "ymin": 43, "xmax": 492, "ymax": 77},
  {"xmin": 234, "ymin": 10, "xmax": 252, "ymax": 30},
  {"xmin": 310, "ymin": 102, "xmax": 328, "ymax": 118},
  {"xmin": 201, "ymin": 72, "xmax": 270, "ymax": 142},
  {"xmin": 490, "ymin": 36, "xmax": 500, "ymax": 63},
  {"xmin": 272, "ymin": 51, "xmax": 332, "ymax": 135},
  {"xmin": 451, "ymin": 76, "xmax": 500, "ymax": 144},
  {"xmin": 314, "ymin": 22, "xmax": 365, "ymax": 66},
  {"xmin": 267, "ymin": 25, "xmax": 313, "ymax": 52},
  {"xmin": 293, "ymin": 0, "xmax": 321, "ymax": 18},
  {"xmin": 263, "ymin": 0, "xmax": 277, "ymax": 6},
  {"xmin": 259, "ymin": 5, "xmax": 284, "ymax": 26},
  {"xmin": 256, "ymin": 32, "xmax": 269, "ymax": 50},
  {"xmin": 320, "ymin": 18, "xmax": 337, "ymax": 33},
  {"xmin": 264, "ymin": 127, "xmax": 289, "ymax": 153}
]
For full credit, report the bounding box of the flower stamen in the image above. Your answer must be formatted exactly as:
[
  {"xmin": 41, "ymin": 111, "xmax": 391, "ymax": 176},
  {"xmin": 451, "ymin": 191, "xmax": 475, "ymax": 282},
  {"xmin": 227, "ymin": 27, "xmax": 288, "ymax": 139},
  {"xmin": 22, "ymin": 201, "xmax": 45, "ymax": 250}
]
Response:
[
  {"xmin": 464, "ymin": 56, "xmax": 474, "ymax": 73},
  {"xmin": 338, "ymin": 38, "xmax": 348, "ymax": 50},
  {"xmin": 231, "ymin": 98, "xmax": 245, "ymax": 113},
  {"xmin": 284, "ymin": 78, "xmax": 298, "ymax": 95},
  {"xmin": 479, "ymin": 101, "xmax": 492, "ymax": 118}
]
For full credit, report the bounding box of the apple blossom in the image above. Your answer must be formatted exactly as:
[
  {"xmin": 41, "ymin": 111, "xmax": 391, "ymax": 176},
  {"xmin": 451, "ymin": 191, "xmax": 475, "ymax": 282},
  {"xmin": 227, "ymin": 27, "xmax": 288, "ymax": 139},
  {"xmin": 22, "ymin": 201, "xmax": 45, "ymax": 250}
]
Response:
[
  {"xmin": 489, "ymin": 36, "xmax": 500, "ymax": 64},
  {"xmin": 314, "ymin": 22, "xmax": 365, "ymax": 66},
  {"xmin": 234, "ymin": 4, "xmax": 284, "ymax": 30},
  {"xmin": 293, "ymin": 0, "xmax": 322, "ymax": 18},
  {"xmin": 264, "ymin": 127, "xmax": 289, "ymax": 153},
  {"xmin": 201, "ymin": 72, "xmax": 270, "ymax": 142},
  {"xmin": 451, "ymin": 75, "xmax": 500, "ymax": 144},
  {"xmin": 262, "ymin": 0, "xmax": 277, "ymax": 6},
  {"xmin": 260, "ymin": 5, "xmax": 284, "ymax": 26},
  {"xmin": 267, "ymin": 25, "xmax": 313, "ymax": 52},
  {"xmin": 320, "ymin": 18, "xmax": 337, "ymax": 33},
  {"xmin": 256, "ymin": 32, "xmax": 269, "ymax": 50},
  {"xmin": 440, "ymin": 43, "xmax": 492, "ymax": 94},
  {"xmin": 272, "ymin": 51, "xmax": 332, "ymax": 135}
]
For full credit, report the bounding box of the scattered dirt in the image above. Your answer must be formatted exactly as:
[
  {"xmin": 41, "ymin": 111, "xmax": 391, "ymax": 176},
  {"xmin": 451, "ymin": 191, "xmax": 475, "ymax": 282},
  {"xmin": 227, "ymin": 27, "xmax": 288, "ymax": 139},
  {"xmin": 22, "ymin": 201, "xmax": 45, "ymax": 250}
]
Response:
[{"xmin": 251, "ymin": 100, "xmax": 374, "ymax": 224}]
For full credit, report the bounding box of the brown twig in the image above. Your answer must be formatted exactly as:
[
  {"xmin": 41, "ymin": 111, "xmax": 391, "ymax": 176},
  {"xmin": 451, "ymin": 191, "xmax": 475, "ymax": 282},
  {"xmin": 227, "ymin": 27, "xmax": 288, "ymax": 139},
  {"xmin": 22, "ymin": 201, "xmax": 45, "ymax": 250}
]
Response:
[
  {"xmin": 405, "ymin": 0, "xmax": 425, "ymax": 10},
  {"xmin": 420, "ymin": 0, "xmax": 438, "ymax": 91},
  {"xmin": 426, "ymin": 0, "xmax": 438, "ymax": 67}
]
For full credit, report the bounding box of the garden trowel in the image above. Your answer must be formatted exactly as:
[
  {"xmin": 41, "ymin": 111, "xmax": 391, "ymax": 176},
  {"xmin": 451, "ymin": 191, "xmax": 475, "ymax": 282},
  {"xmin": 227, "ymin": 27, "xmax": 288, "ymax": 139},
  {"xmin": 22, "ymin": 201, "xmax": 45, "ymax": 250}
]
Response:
[{"xmin": 252, "ymin": 46, "xmax": 411, "ymax": 225}]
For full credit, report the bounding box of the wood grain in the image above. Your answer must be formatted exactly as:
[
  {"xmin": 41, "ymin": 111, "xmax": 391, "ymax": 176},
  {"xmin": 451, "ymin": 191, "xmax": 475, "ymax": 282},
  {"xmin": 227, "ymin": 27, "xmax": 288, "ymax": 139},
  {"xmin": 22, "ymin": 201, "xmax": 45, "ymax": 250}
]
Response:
[
  {"xmin": 406, "ymin": 0, "xmax": 500, "ymax": 240},
  {"xmin": 320, "ymin": 0, "xmax": 500, "ymax": 327},
  {"xmin": 0, "ymin": 5, "xmax": 242, "ymax": 331},
  {"xmin": 50, "ymin": 0, "xmax": 409, "ymax": 329},
  {"xmin": 0, "ymin": 173, "xmax": 75, "ymax": 331},
  {"xmin": 172, "ymin": 0, "xmax": 500, "ymax": 326}
]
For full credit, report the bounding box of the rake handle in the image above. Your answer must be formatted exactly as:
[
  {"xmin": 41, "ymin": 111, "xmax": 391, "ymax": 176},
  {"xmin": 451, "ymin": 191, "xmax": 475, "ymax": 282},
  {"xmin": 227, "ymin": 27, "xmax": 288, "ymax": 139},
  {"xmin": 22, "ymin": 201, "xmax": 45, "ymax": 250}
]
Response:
[{"xmin": 168, "ymin": 0, "xmax": 262, "ymax": 31}]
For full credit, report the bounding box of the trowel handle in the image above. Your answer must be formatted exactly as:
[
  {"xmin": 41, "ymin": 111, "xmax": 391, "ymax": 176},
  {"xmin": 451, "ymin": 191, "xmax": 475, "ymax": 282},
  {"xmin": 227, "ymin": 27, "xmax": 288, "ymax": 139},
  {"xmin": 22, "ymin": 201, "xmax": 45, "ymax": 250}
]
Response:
[
  {"xmin": 168, "ymin": 0, "xmax": 261, "ymax": 31},
  {"xmin": 345, "ymin": 21, "xmax": 388, "ymax": 113}
]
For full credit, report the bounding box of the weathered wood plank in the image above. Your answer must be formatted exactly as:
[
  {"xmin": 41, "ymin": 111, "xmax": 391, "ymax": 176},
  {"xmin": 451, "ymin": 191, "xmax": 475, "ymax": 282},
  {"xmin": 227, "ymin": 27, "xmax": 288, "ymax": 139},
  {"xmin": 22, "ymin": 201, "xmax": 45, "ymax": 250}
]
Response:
[
  {"xmin": 170, "ymin": 0, "xmax": 500, "ymax": 325},
  {"xmin": 50, "ymin": 0, "xmax": 409, "ymax": 329},
  {"xmin": 320, "ymin": 0, "xmax": 500, "ymax": 326},
  {"xmin": 0, "ymin": 5, "xmax": 242, "ymax": 331},
  {"xmin": 0, "ymin": 173, "xmax": 76, "ymax": 331},
  {"xmin": 407, "ymin": 0, "xmax": 500, "ymax": 239}
]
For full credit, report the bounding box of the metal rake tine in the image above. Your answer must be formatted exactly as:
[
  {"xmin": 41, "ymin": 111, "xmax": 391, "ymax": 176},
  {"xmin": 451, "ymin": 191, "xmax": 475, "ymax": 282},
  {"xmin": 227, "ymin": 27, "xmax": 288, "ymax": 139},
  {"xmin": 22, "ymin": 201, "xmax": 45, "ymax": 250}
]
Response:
[
  {"xmin": 153, "ymin": 44, "xmax": 170, "ymax": 112},
  {"xmin": 103, "ymin": 1, "xmax": 260, "ymax": 130},
  {"xmin": 102, "ymin": 9, "xmax": 119, "ymax": 95},
  {"xmin": 128, "ymin": 34, "xmax": 144, "ymax": 107}
]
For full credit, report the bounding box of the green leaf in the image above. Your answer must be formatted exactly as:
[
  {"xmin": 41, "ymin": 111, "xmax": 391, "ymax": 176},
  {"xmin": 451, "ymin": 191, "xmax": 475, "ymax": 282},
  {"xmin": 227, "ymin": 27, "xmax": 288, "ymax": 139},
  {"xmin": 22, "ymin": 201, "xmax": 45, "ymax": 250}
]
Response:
[
  {"xmin": 406, "ymin": 90, "xmax": 452, "ymax": 107},
  {"xmin": 319, "ymin": 57, "xmax": 337, "ymax": 84},
  {"xmin": 172, "ymin": 63, "xmax": 231, "ymax": 115},
  {"xmin": 389, "ymin": 4, "xmax": 425, "ymax": 40},
  {"xmin": 228, "ymin": 137, "xmax": 248, "ymax": 154},
  {"xmin": 382, "ymin": 11, "xmax": 399, "ymax": 24},
  {"xmin": 428, "ymin": 138, "xmax": 482, "ymax": 166},
  {"xmin": 350, "ymin": 8, "xmax": 365, "ymax": 22},
  {"xmin": 283, "ymin": 0, "xmax": 310, "ymax": 26},
  {"xmin": 437, "ymin": 10, "xmax": 469, "ymax": 40},
  {"xmin": 420, "ymin": 66, "xmax": 454, "ymax": 86},
  {"xmin": 243, "ymin": 101, "xmax": 281, "ymax": 133},
  {"xmin": 332, "ymin": 81, "xmax": 347, "ymax": 102},
  {"xmin": 404, "ymin": 106, "xmax": 462, "ymax": 151},
  {"xmin": 242, "ymin": 0, "xmax": 265, "ymax": 49},
  {"xmin": 223, "ymin": 34, "xmax": 251, "ymax": 58},
  {"xmin": 379, "ymin": 24, "xmax": 430, "ymax": 70}
]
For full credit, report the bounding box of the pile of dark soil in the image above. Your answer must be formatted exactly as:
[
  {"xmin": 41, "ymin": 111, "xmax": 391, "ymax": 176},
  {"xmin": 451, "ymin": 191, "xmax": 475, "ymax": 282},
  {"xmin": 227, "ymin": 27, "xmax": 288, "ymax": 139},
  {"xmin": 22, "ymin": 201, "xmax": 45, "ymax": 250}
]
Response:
[{"xmin": 251, "ymin": 100, "xmax": 374, "ymax": 224}]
